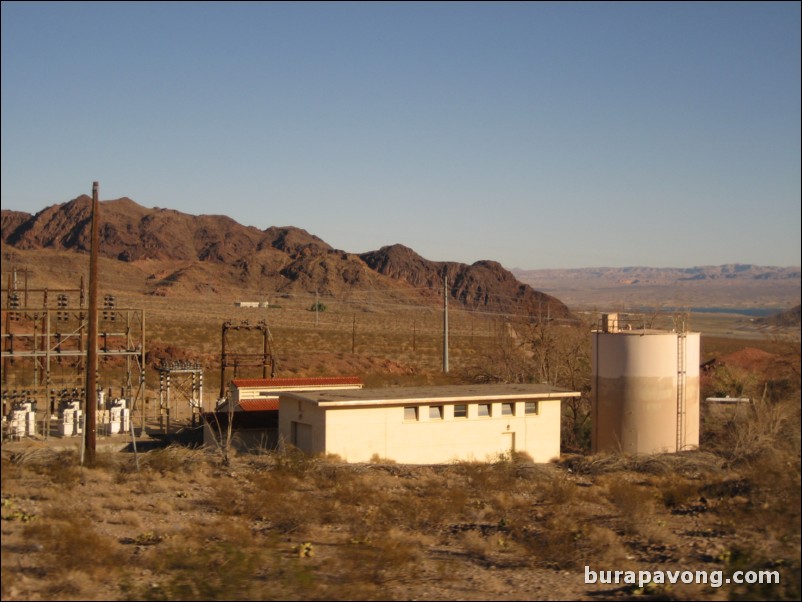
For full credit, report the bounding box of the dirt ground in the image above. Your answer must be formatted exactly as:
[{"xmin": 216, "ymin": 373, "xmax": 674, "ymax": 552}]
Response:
[{"xmin": 1, "ymin": 433, "xmax": 799, "ymax": 601}]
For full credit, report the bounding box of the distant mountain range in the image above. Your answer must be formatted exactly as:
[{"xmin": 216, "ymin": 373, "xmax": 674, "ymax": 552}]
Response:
[
  {"xmin": 1, "ymin": 195, "xmax": 571, "ymax": 318},
  {"xmin": 513, "ymin": 265, "xmax": 800, "ymax": 283},
  {"xmin": 512, "ymin": 265, "xmax": 801, "ymax": 310}
]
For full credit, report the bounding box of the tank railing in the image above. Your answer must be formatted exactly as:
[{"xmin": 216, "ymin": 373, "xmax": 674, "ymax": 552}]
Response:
[
  {"xmin": 597, "ymin": 311, "xmax": 690, "ymax": 333},
  {"xmin": 596, "ymin": 313, "xmax": 649, "ymax": 333}
]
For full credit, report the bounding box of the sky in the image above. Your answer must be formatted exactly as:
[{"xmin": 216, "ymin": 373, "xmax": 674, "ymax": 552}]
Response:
[{"xmin": 1, "ymin": 2, "xmax": 800, "ymax": 270}]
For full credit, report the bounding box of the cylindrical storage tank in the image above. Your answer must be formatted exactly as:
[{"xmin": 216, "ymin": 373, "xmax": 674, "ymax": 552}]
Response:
[{"xmin": 592, "ymin": 329, "xmax": 700, "ymax": 454}]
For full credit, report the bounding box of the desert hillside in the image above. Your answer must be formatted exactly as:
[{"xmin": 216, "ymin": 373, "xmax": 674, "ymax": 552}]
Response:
[{"xmin": 1, "ymin": 196, "xmax": 570, "ymax": 318}]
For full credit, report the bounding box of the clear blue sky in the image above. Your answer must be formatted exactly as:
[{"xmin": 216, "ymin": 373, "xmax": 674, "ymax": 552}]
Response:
[{"xmin": 2, "ymin": 2, "xmax": 800, "ymax": 269}]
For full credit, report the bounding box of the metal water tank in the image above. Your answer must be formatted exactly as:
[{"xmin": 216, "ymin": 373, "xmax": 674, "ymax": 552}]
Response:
[{"xmin": 592, "ymin": 315, "xmax": 700, "ymax": 454}]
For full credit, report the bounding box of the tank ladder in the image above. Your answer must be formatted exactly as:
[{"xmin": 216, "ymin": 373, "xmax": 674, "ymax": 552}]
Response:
[{"xmin": 676, "ymin": 333, "xmax": 687, "ymax": 452}]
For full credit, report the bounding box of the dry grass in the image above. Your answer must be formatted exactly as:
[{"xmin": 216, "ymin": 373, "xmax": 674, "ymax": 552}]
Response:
[{"xmin": 2, "ymin": 426, "xmax": 800, "ymax": 601}]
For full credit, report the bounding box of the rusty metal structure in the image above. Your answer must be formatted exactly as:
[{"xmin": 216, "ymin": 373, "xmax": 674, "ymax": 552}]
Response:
[{"xmin": 219, "ymin": 319, "xmax": 276, "ymax": 399}]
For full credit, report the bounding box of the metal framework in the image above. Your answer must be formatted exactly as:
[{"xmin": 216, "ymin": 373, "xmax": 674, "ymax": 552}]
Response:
[
  {"xmin": 219, "ymin": 319, "xmax": 276, "ymax": 398},
  {"xmin": 157, "ymin": 360, "xmax": 204, "ymax": 431},
  {"xmin": 0, "ymin": 303, "xmax": 146, "ymax": 435}
]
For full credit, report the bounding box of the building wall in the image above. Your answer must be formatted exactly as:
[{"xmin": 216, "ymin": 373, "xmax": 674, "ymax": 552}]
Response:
[
  {"xmin": 279, "ymin": 397, "xmax": 562, "ymax": 463},
  {"xmin": 278, "ymin": 397, "xmax": 328, "ymax": 455},
  {"xmin": 592, "ymin": 331, "xmax": 700, "ymax": 454}
]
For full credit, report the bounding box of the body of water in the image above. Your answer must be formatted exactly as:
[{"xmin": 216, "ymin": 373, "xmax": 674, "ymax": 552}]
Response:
[{"xmin": 636, "ymin": 307, "xmax": 779, "ymax": 317}]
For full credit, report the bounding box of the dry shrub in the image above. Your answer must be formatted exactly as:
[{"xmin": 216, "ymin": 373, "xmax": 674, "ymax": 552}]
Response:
[
  {"xmin": 142, "ymin": 444, "xmax": 211, "ymax": 475},
  {"xmin": 105, "ymin": 508, "xmax": 143, "ymax": 527},
  {"xmin": 460, "ymin": 529, "xmax": 495, "ymax": 561},
  {"xmin": 652, "ymin": 474, "xmax": 702, "ymax": 509},
  {"xmin": 453, "ymin": 459, "xmax": 518, "ymax": 495},
  {"xmin": 562, "ymin": 451, "xmax": 723, "ymax": 479},
  {"xmin": 517, "ymin": 514, "xmax": 585, "ymax": 569},
  {"xmin": 604, "ymin": 477, "xmax": 657, "ymax": 535},
  {"xmin": 605, "ymin": 478, "xmax": 655, "ymax": 515},
  {"xmin": 232, "ymin": 471, "xmax": 323, "ymax": 535},
  {"xmin": 271, "ymin": 444, "xmax": 316, "ymax": 478},
  {"xmin": 1, "ymin": 452, "xmax": 22, "ymax": 493},
  {"xmin": 406, "ymin": 475, "xmax": 470, "ymax": 530},
  {"xmin": 719, "ymin": 544, "xmax": 801, "ymax": 602},
  {"xmin": 730, "ymin": 399, "xmax": 800, "ymax": 464},
  {"xmin": 40, "ymin": 570, "xmax": 101, "ymax": 600},
  {"xmin": 23, "ymin": 517, "xmax": 125, "ymax": 576},
  {"xmin": 369, "ymin": 453, "xmax": 396, "ymax": 464},
  {"xmin": 582, "ymin": 524, "xmax": 630, "ymax": 569},
  {"xmin": 8, "ymin": 448, "xmax": 83, "ymax": 488},
  {"xmin": 518, "ymin": 510, "xmax": 630, "ymax": 571},
  {"xmin": 334, "ymin": 528, "xmax": 425, "ymax": 588},
  {"xmin": 128, "ymin": 517, "xmax": 273, "ymax": 601},
  {"xmin": 541, "ymin": 473, "xmax": 577, "ymax": 504}
]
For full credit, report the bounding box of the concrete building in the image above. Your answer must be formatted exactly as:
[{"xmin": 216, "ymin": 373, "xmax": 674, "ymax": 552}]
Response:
[
  {"xmin": 204, "ymin": 377, "xmax": 363, "ymax": 450},
  {"xmin": 278, "ymin": 383, "xmax": 580, "ymax": 463},
  {"xmin": 591, "ymin": 313, "xmax": 700, "ymax": 454}
]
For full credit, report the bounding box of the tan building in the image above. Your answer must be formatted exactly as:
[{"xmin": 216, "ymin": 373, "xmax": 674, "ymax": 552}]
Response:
[{"xmin": 278, "ymin": 383, "xmax": 580, "ymax": 464}]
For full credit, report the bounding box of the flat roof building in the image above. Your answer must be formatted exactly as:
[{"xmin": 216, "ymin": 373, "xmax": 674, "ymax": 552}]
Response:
[{"xmin": 279, "ymin": 383, "xmax": 580, "ymax": 464}]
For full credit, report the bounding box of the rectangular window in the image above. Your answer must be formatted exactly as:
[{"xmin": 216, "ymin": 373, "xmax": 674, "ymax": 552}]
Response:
[
  {"xmin": 478, "ymin": 403, "xmax": 491, "ymax": 417},
  {"xmin": 453, "ymin": 404, "xmax": 468, "ymax": 419},
  {"xmin": 525, "ymin": 401, "xmax": 539, "ymax": 415},
  {"xmin": 404, "ymin": 406, "xmax": 418, "ymax": 421},
  {"xmin": 429, "ymin": 405, "xmax": 444, "ymax": 420},
  {"xmin": 501, "ymin": 402, "xmax": 514, "ymax": 416}
]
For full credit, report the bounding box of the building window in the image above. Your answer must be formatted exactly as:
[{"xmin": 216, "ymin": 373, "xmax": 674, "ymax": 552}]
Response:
[
  {"xmin": 501, "ymin": 402, "xmax": 514, "ymax": 416},
  {"xmin": 478, "ymin": 403, "xmax": 491, "ymax": 417},
  {"xmin": 453, "ymin": 404, "xmax": 468, "ymax": 418},
  {"xmin": 429, "ymin": 405, "xmax": 444, "ymax": 420},
  {"xmin": 525, "ymin": 401, "xmax": 539, "ymax": 415},
  {"xmin": 404, "ymin": 406, "xmax": 418, "ymax": 421}
]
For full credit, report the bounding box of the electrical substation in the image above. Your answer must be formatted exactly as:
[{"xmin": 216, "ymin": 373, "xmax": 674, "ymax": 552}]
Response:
[{"xmin": 1, "ymin": 268, "xmax": 147, "ymax": 442}]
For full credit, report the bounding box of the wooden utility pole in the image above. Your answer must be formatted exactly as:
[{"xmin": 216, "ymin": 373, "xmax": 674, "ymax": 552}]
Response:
[
  {"xmin": 443, "ymin": 275, "xmax": 449, "ymax": 373},
  {"xmin": 84, "ymin": 182, "xmax": 100, "ymax": 465}
]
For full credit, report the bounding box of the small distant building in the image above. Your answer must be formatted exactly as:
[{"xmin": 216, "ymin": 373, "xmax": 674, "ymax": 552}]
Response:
[
  {"xmin": 234, "ymin": 301, "xmax": 269, "ymax": 308},
  {"xmin": 278, "ymin": 383, "xmax": 580, "ymax": 463},
  {"xmin": 703, "ymin": 396, "xmax": 752, "ymax": 419}
]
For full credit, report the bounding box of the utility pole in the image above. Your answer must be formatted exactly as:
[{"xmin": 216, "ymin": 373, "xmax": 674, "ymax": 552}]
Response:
[
  {"xmin": 443, "ymin": 275, "xmax": 449, "ymax": 373},
  {"xmin": 84, "ymin": 182, "xmax": 100, "ymax": 465}
]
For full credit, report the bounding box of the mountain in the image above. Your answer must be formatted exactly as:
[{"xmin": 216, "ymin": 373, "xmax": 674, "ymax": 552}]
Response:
[
  {"xmin": 1, "ymin": 195, "xmax": 570, "ymax": 317},
  {"xmin": 361, "ymin": 245, "xmax": 568, "ymax": 317},
  {"xmin": 757, "ymin": 304, "xmax": 801, "ymax": 328},
  {"xmin": 512, "ymin": 266, "xmax": 801, "ymax": 310}
]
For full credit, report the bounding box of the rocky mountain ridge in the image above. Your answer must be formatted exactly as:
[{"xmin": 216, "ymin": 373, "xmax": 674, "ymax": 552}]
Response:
[{"xmin": 1, "ymin": 195, "xmax": 570, "ymax": 318}]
